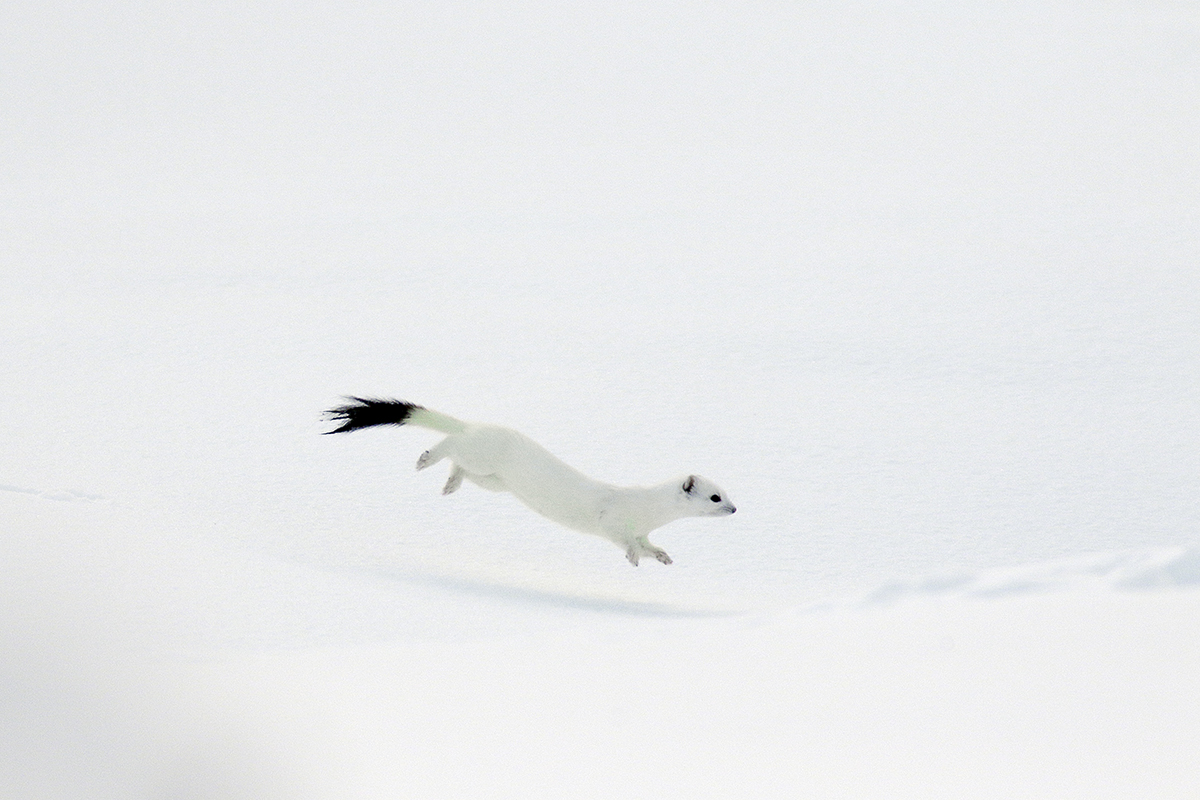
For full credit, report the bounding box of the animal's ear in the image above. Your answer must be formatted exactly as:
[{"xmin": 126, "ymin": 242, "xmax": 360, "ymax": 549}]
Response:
[{"xmin": 682, "ymin": 475, "xmax": 696, "ymax": 494}]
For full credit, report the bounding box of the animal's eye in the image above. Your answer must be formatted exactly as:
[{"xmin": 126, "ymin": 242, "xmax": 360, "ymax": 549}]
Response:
[{"xmin": 710, "ymin": 494, "xmax": 721, "ymax": 503}]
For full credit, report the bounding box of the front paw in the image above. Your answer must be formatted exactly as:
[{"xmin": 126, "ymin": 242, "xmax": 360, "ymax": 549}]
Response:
[
  {"xmin": 626, "ymin": 547, "xmax": 640, "ymax": 566},
  {"xmin": 653, "ymin": 549, "xmax": 673, "ymax": 565}
]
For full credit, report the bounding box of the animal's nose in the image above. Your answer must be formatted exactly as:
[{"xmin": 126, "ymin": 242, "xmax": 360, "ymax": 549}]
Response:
[{"xmin": 729, "ymin": 506, "xmax": 737, "ymax": 514}]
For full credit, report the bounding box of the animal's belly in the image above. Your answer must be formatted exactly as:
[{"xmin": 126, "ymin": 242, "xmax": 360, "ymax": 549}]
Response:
[
  {"xmin": 507, "ymin": 483, "xmax": 602, "ymax": 533},
  {"xmin": 501, "ymin": 469, "xmax": 607, "ymax": 535}
]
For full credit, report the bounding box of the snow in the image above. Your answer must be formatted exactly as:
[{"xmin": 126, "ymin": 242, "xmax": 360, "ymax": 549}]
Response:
[{"xmin": 3, "ymin": 1, "xmax": 1199, "ymax": 797}]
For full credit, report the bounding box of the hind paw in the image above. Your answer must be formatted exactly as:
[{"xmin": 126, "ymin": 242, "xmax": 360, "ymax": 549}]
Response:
[
  {"xmin": 442, "ymin": 467, "xmax": 464, "ymax": 495},
  {"xmin": 652, "ymin": 548, "xmax": 673, "ymax": 565},
  {"xmin": 416, "ymin": 450, "xmax": 433, "ymax": 470}
]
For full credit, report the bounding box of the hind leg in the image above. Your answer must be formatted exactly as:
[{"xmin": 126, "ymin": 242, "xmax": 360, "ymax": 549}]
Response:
[
  {"xmin": 442, "ymin": 465, "xmax": 465, "ymax": 495},
  {"xmin": 416, "ymin": 438, "xmax": 451, "ymax": 471}
]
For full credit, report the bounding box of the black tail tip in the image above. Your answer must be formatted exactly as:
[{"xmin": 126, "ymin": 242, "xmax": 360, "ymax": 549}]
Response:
[{"xmin": 323, "ymin": 397, "xmax": 423, "ymax": 434}]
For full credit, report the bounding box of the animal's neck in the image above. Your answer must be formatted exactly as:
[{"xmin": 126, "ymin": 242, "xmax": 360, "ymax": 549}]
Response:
[{"xmin": 625, "ymin": 481, "xmax": 689, "ymax": 530}]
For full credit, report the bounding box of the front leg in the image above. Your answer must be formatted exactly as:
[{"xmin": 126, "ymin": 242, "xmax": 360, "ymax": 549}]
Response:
[
  {"xmin": 624, "ymin": 539, "xmax": 672, "ymax": 566},
  {"xmin": 635, "ymin": 534, "xmax": 674, "ymax": 566}
]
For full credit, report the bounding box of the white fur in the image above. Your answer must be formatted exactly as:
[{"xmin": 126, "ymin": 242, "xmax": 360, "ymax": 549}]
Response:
[{"xmin": 408, "ymin": 407, "xmax": 736, "ymax": 566}]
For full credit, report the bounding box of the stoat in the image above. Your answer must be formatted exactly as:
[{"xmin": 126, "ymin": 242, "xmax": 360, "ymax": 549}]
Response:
[{"xmin": 324, "ymin": 398, "xmax": 736, "ymax": 565}]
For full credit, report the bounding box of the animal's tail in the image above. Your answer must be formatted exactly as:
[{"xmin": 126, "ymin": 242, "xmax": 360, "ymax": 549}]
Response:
[{"xmin": 323, "ymin": 397, "xmax": 467, "ymax": 435}]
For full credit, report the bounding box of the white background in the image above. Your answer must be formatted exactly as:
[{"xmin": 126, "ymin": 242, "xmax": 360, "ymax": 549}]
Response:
[{"xmin": 3, "ymin": 2, "xmax": 1198, "ymax": 797}]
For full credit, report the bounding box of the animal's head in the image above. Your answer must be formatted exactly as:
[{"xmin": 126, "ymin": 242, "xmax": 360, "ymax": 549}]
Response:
[{"xmin": 680, "ymin": 474, "xmax": 737, "ymax": 517}]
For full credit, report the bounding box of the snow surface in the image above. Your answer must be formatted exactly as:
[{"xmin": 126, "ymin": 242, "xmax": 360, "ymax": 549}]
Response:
[{"xmin": 3, "ymin": 1, "xmax": 1199, "ymax": 797}]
